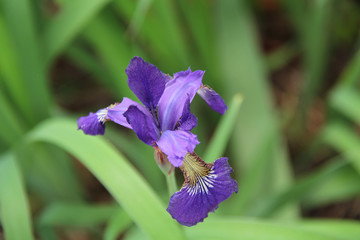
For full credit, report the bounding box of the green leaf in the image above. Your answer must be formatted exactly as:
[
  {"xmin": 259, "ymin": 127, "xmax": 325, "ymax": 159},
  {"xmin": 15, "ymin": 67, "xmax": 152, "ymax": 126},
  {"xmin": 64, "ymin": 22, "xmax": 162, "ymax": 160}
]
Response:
[
  {"xmin": 185, "ymin": 218, "xmax": 346, "ymax": 240},
  {"xmin": 0, "ymin": 0, "xmax": 51, "ymax": 123},
  {"xmin": 334, "ymin": 46, "xmax": 360, "ymax": 86},
  {"xmin": 253, "ymin": 159, "xmax": 349, "ymax": 217},
  {"xmin": 38, "ymin": 203, "xmax": 118, "ymax": 227},
  {"xmin": 44, "ymin": 0, "xmax": 112, "ymax": 62},
  {"xmin": 105, "ymin": 128, "xmax": 165, "ymax": 192},
  {"xmin": 216, "ymin": 0, "xmax": 298, "ymax": 219},
  {"xmin": 17, "ymin": 143, "xmax": 84, "ymax": 203},
  {"xmin": 0, "ymin": 14, "xmax": 33, "ymax": 122},
  {"xmin": 27, "ymin": 118, "xmax": 185, "ymax": 240},
  {"xmin": 322, "ymin": 122, "xmax": 360, "ymax": 174},
  {"xmin": 113, "ymin": 0, "xmax": 191, "ymax": 70},
  {"xmin": 296, "ymin": 220, "xmax": 360, "ymax": 240},
  {"xmin": 0, "ymin": 88, "xmax": 25, "ymax": 145},
  {"xmin": 299, "ymin": 0, "xmax": 333, "ymax": 106},
  {"xmin": 330, "ymin": 86, "xmax": 360, "ymax": 124},
  {"xmin": 302, "ymin": 164, "xmax": 360, "ymax": 208},
  {"xmin": 203, "ymin": 94, "xmax": 243, "ymax": 163},
  {"xmin": 65, "ymin": 45, "xmax": 118, "ymax": 91},
  {"xmin": 83, "ymin": 10, "xmax": 135, "ymax": 98},
  {"xmin": 0, "ymin": 152, "xmax": 34, "ymax": 240},
  {"xmin": 104, "ymin": 209, "xmax": 132, "ymax": 240}
]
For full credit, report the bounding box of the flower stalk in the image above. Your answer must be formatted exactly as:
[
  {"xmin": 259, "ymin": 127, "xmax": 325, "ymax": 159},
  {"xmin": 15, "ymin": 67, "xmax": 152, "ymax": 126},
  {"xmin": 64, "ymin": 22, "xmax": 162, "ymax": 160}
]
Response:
[{"xmin": 166, "ymin": 169, "xmax": 177, "ymax": 196}]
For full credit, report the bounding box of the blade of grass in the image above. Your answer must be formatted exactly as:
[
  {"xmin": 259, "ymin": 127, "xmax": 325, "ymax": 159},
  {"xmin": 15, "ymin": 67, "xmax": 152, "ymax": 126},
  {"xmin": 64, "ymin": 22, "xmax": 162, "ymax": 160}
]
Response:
[
  {"xmin": 83, "ymin": 10, "xmax": 135, "ymax": 99},
  {"xmin": 300, "ymin": 0, "xmax": 333, "ymax": 107},
  {"xmin": 185, "ymin": 218, "xmax": 344, "ymax": 240},
  {"xmin": 0, "ymin": 0, "xmax": 51, "ymax": 123},
  {"xmin": 126, "ymin": 0, "xmax": 153, "ymax": 39},
  {"xmin": 16, "ymin": 143, "xmax": 84, "ymax": 203},
  {"xmin": 217, "ymin": 0, "xmax": 298, "ymax": 218},
  {"xmin": 336, "ymin": 47, "xmax": 360, "ymax": 86},
  {"xmin": 65, "ymin": 45, "xmax": 118, "ymax": 92},
  {"xmin": 203, "ymin": 94, "xmax": 243, "ymax": 163},
  {"xmin": 113, "ymin": 0, "xmax": 190, "ymax": 70},
  {"xmin": 0, "ymin": 152, "xmax": 34, "ymax": 240},
  {"xmin": 0, "ymin": 15, "xmax": 33, "ymax": 123},
  {"xmin": 296, "ymin": 220, "xmax": 360, "ymax": 240},
  {"xmin": 330, "ymin": 86, "xmax": 360, "ymax": 124},
  {"xmin": 176, "ymin": 0, "xmax": 218, "ymax": 74},
  {"xmin": 105, "ymin": 128, "xmax": 165, "ymax": 192},
  {"xmin": 322, "ymin": 121, "xmax": 360, "ymax": 174},
  {"xmin": 27, "ymin": 118, "xmax": 185, "ymax": 240},
  {"xmin": 302, "ymin": 164, "xmax": 360, "ymax": 208},
  {"xmin": 104, "ymin": 209, "xmax": 132, "ymax": 240},
  {"xmin": 38, "ymin": 203, "xmax": 118, "ymax": 227},
  {"xmin": 252, "ymin": 159, "xmax": 350, "ymax": 217},
  {"xmin": 0, "ymin": 88, "xmax": 26, "ymax": 145},
  {"xmin": 43, "ymin": 0, "xmax": 112, "ymax": 63}
]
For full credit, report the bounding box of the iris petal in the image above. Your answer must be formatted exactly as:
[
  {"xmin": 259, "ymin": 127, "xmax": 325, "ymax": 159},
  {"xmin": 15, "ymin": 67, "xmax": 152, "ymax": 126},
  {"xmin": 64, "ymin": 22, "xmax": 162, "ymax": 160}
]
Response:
[
  {"xmin": 123, "ymin": 105, "xmax": 159, "ymax": 145},
  {"xmin": 197, "ymin": 85, "xmax": 227, "ymax": 114},
  {"xmin": 126, "ymin": 56, "xmax": 169, "ymax": 111},
  {"xmin": 77, "ymin": 111, "xmax": 106, "ymax": 135},
  {"xmin": 156, "ymin": 130, "xmax": 199, "ymax": 167},
  {"xmin": 158, "ymin": 68, "xmax": 204, "ymax": 131},
  {"xmin": 107, "ymin": 97, "xmax": 150, "ymax": 129},
  {"xmin": 167, "ymin": 154, "xmax": 238, "ymax": 227},
  {"xmin": 176, "ymin": 97, "xmax": 197, "ymax": 131}
]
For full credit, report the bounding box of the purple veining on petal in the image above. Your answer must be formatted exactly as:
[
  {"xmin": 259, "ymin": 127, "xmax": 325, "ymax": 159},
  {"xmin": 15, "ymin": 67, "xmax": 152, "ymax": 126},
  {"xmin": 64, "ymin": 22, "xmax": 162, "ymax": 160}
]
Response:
[
  {"xmin": 126, "ymin": 56, "xmax": 169, "ymax": 111},
  {"xmin": 123, "ymin": 105, "xmax": 159, "ymax": 145},
  {"xmin": 107, "ymin": 97, "xmax": 151, "ymax": 129},
  {"xmin": 158, "ymin": 68, "xmax": 204, "ymax": 131},
  {"xmin": 77, "ymin": 111, "xmax": 106, "ymax": 135},
  {"xmin": 167, "ymin": 155, "xmax": 238, "ymax": 227},
  {"xmin": 176, "ymin": 97, "xmax": 197, "ymax": 131},
  {"xmin": 156, "ymin": 130, "xmax": 199, "ymax": 167},
  {"xmin": 197, "ymin": 85, "xmax": 227, "ymax": 115}
]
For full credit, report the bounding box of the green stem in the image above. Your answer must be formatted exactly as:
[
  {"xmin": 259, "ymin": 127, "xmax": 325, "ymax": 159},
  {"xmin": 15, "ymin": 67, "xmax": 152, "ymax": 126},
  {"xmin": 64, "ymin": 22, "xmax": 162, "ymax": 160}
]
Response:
[{"xmin": 166, "ymin": 170, "xmax": 177, "ymax": 196}]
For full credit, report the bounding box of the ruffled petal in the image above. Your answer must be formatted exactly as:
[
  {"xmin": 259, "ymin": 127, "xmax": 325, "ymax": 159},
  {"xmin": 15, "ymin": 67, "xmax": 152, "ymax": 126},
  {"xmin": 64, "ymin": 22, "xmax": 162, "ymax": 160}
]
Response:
[
  {"xmin": 158, "ymin": 68, "xmax": 204, "ymax": 131},
  {"xmin": 126, "ymin": 56, "xmax": 170, "ymax": 111},
  {"xmin": 123, "ymin": 105, "xmax": 159, "ymax": 145},
  {"xmin": 167, "ymin": 154, "xmax": 238, "ymax": 227},
  {"xmin": 156, "ymin": 130, "xmax": 199, "ymax": 167},
  {"xmin": 176, "ymin": 97, "xmax": 197, "ymax": 131},
  {"xmin": 197, "ymin": 85, "xmax": 227, "ymax": 114},
  {"xmin": 107, "ymin": 97, "xmax": 150, "ymax": 129},
  {"xmin": 77, "ymin": 108, "xmax": 108, "ymax": 135}
]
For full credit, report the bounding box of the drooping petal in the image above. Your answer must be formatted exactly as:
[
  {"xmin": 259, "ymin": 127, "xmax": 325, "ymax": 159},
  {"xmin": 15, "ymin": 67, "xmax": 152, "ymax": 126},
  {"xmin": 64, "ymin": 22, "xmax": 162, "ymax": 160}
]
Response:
[
  {"xmin": 176, "ymin": 97, "xmax": 197, "ymax": 131},
  {"xmin": 167, "ymin": 154, "xmax": 238, "ymax": 227},
  {"xmin": 197, "ymin": 85, "xmax": 227, "ymax": 114},
  {"xmin": 107, "ymin": 97, "xmax": 150, "ymax": 129},
  {"xmin": 77, "ymin": 109, "xmax": 107, "ymax": 135},
  {"xmin": 156, "ymin": 130, "xmax": 199, "ymax": 167},
  {"xmin": 158, "ymin": 68, "xmax": 204, "ymax": 131},
  {"xmin": 126, "ymin": 56, "xmax": 170, "ymax": 111},
  {"xmin": 123, "ymin": 105, "xmax": 159, "ymax": 145}
]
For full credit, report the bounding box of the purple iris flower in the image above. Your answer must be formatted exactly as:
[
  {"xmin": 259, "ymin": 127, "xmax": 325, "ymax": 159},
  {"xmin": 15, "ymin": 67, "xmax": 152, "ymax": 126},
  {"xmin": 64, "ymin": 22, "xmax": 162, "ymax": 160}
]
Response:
[{"xmin": 77, "ymin": 57, "xmax": 237, "ymax": 226}]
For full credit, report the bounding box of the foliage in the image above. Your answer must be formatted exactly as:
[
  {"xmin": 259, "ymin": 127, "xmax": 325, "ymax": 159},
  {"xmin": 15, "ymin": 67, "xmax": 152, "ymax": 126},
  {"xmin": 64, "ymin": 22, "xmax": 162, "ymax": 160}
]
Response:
[{"xmin": 0, "ymin": 0, "xmax": 360, "ymax": 239}]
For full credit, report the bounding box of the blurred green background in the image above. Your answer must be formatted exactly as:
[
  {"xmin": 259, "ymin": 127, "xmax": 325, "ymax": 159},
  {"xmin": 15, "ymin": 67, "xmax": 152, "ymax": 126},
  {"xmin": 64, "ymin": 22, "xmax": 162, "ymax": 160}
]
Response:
[{"xmin": 1, "ymin": 0, "xmax": 360, "ymax": 239}]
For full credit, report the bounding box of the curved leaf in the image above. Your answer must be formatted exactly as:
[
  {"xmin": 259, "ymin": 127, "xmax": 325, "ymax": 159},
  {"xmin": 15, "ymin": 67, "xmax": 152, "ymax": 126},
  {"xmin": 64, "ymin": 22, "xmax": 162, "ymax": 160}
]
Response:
[
  {"xmin": 27, "ymin": 118, "xmax": 185, "ymax": 240},
  {"xmin": 0, "ymin": 152, "xmax": 34, "ymax": 240}
]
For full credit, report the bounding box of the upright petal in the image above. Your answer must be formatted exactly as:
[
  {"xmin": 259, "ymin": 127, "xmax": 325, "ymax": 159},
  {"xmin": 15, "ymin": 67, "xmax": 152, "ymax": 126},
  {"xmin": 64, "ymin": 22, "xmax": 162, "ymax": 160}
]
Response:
[
  {"xmin": 123, "ymin": 105, "xmax": 159, "ymax": 145},
  {"xmin": 158, "ymin": 68, "xmax": 204, "ymax": 130},
  {"xmin": 107, "ymin": 97, "xmax": 150, "ymax": 129},
  {"xmin": 197, "ymin": 85, "xmax": 227, "ymax": 114},
  {"xmin": 167, "ymin": 154, "xmax": 238, "ymax": 227},
  {"xmin": 126, "ymin": 57, "xmax": 169, "ymax": 110},
  {"xmin": 176, "ymin": 97, "xmax": 197, "ymax": 131},
  {"xmin": 77, "ymin": 111, "xmax": 106, "ymax": 135},
  {"xmin": 156, "ymin": 130, "xmax": 199, "ymax": 167}
]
